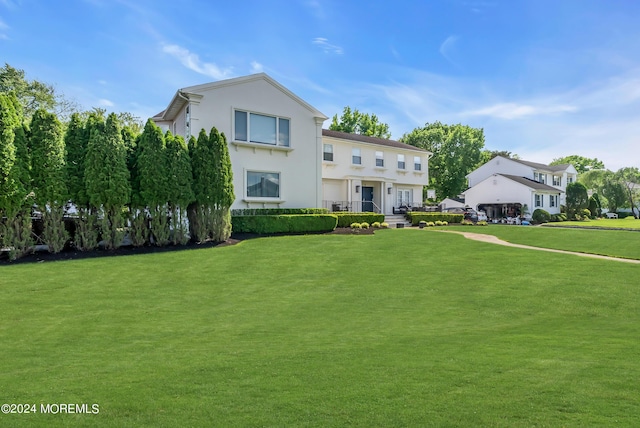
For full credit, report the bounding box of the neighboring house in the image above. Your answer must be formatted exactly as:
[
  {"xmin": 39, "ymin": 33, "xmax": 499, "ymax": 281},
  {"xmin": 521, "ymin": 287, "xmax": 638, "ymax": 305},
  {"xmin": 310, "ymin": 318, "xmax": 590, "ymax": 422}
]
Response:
[
  {"xmin": 153, "ymin": 73, "xmax": 328, "ymax": 210},
  {"xmin": 463, "ymin": 156, "xmax": 578, "ymax": 219},
  {"xmin": 439, "ymin": 197, "xmax": 465, "ymax": 210},
  {"xmin": 321, "ymin": 130, "xmax": 432, "ymax": 215}
]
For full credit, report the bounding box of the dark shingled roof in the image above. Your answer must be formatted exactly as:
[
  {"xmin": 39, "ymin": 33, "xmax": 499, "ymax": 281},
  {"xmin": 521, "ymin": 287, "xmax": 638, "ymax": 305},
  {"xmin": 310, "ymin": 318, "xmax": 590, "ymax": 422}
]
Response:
[
  {"xmin": 322, "ymin": 129, "xmax": 430, "ymax": 153},
  {"xmin": 500, "ymin": 174, "xmax": 564, "ymax": 192},
  {"xmin": 508, "ymin": 158, "xmax": 572, "ymax": 172}
]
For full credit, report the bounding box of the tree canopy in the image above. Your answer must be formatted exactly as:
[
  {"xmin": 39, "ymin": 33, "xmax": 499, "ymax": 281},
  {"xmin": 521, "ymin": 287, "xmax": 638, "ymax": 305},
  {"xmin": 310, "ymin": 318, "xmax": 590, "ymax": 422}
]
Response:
[
  {"xmin": 479, "ymin": 149, "xmax": 519, "ymax": 165},
  {"xmin": 550, "ymin": 155, "xmax": 604, "ymax": 174},
  {"xmin": 329, "ymin": 106, "xmax": 391, "ymax": 139},
  {"xmin": 401, "ymin": 121, "xmax": 485, "ymax": 199}
]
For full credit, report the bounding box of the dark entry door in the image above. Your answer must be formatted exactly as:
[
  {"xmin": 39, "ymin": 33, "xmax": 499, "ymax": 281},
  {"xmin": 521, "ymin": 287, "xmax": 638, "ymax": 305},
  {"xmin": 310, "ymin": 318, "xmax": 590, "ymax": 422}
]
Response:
[{"xmin": 362, "ymin": 186, "xmax": 374, "ymax": 212}]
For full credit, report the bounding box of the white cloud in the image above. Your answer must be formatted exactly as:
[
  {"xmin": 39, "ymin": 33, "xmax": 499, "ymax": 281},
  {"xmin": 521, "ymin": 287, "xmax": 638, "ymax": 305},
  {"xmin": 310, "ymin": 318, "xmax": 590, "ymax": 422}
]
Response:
[
  {"xmin": 98, "ymin": 98, "xmax": 114, "ymax": 107},
  {"xmin": 439, "ymin": 35, "xmax": 459, "ymax": 64},
  {"xmin": 250, "ymin": 61, "xmax": 263, "ymax": 73},
  {"xmin": 312, "ymin": 37, "xmax": 343, "ymax": 55},
  {"xmin": 464, "ymin": 102, "xmax": 577, "ymax": 120},
  {"xmin": 162, "ymin": 43, "xmax": 234, "ymax": 80}
]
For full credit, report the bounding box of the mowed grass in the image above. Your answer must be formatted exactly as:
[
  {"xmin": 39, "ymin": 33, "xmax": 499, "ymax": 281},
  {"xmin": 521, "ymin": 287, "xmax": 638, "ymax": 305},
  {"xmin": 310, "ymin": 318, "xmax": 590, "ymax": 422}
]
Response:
[
  {"xmin": 1, "ymin": 230, "xmax": 639, "ymax": 426},
  {"xmin": 441, "ymin": 224, "xmax": 640, "ymax": 260},
  {"xmin": 545, "ymin": 217, "xmax": 640, "ymax": 230}
]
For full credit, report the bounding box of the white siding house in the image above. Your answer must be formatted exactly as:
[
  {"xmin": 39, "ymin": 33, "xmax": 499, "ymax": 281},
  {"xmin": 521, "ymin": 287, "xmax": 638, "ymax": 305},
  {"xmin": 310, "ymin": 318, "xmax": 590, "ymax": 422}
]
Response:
[
  {"xmin": 463, "ymin": 156, "xmax": 577, "ymax": 219},
  {"xmin": 321, "ymin": 130, "xmax": 432, "ymax": 215},
  {"xmin": 153, "ymin": 73, "xmax": 328, "ymax": 210}
]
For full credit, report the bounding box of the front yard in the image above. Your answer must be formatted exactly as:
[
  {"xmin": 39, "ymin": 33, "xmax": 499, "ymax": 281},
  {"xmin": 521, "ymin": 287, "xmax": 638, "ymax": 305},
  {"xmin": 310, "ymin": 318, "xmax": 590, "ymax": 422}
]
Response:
[{"xmin": 1, "ymin": 229, "xmax": 639, "ymax": 426}]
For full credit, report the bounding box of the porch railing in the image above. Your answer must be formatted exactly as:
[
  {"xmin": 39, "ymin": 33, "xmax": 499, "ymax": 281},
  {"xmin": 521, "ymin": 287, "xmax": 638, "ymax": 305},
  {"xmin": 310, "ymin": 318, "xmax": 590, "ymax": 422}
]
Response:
[{"xmin": 323, "ymin": 200, "xmax": 381, "ymax": 214}]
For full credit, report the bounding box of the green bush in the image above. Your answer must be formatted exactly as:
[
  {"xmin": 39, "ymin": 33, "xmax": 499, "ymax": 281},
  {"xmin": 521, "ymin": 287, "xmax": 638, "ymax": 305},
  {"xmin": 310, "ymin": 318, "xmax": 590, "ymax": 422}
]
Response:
[
  {"xmin": 409, "ymin": 212, "xmax": 463, "ymax": 225},
  {"xmin": 476, "ymin": 221, "xmax": 488, "ymax": 226},
  {"xmin": 334, "ymin": 213, "xmax": 385, "ymax": 228},
  {"xmin": 232, "ymin": 214, "xmax": 338, "ymax": 234},
  {"xmin": 380, "ymin": 222, "xmax": 389, "ymax": 228},
  {"xmin": 581, "ymin": 208, "xmax": 592, "ymax": 218},
  {"xmin": 372, "ymin": 222, "xmax": 381, "ymax": 228},
  {"xmin": 442, "ymin": 221, "xmax": 448, "ymax": 226},
  {"xmin": 434, "ymin": 220, "xmax": 443, "ymax": 226},
  {"xmin": 361, "ymin": 222, "xmax": 370, "ymax": 229},
  {"xmin": 461, "ymin": 219, "xmax": 474, "ymax": 226},
  {"xmin": 231, "ymin": 208, "xmax": 328, "ymax": 216},
  {"xmin": 532, "ymin": 209, "xmax": 551, "ymax": 224},
  {"xmin": 350, "ymin": 222, "xmax": 362, "ymax": 229},
  {"xmin": 427, "ymin": 221, "xmax": 435, "ymax": 227}
]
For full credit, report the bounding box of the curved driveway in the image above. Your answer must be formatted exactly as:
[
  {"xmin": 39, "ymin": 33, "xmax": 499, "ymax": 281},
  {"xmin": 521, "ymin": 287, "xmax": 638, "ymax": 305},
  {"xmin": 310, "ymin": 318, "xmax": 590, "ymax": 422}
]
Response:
[{"xmin": 437, "ymin": 230, "xmax": 640, "ymax": 264}]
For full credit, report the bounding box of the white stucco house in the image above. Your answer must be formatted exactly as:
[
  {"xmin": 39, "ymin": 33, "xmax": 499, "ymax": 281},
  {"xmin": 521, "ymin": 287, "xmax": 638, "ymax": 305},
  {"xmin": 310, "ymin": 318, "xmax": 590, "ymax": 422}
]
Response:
[
  {"xmin": 321, "ymin": 130, "xmax": 432, "ymax": 215},
  {"xmin": 153, "ymin": 73, "xmax": 328, "ymax": 210},
  {"xmin": 463, "ymin": 156, "xmax": 577, "ymax": 219}
]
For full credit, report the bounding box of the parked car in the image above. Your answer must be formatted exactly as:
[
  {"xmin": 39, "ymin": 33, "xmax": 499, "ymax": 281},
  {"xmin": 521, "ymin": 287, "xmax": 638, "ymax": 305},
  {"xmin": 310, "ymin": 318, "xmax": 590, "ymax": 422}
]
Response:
[{"xmin": 442, "ymin": 207, "xmax": 479, "ymax": 222}]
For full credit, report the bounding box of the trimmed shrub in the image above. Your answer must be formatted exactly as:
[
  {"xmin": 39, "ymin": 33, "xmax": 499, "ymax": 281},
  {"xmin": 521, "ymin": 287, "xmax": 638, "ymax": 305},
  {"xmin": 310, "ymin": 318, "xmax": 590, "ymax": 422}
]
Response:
[
  {"xmin": 360, "ymin": 222, "xmax": 370, "ymax": 229},
  {"xmin": 350, "ymin": 222, "xmax": 362, "ymax": 229},
  {"xmin": 409, "ymin": 212, "xmax": 463, "ymax": 225},
  {"xmin": 372, "ymin": 222, "xmax": 381, "ymax": 228},
  {"xmin": 334, "ymin": 212, "xmax": 385, "ymax": 228},
  {"xmin": 476, "ymin": 221, "xmax": 488, "ymax": 226},
  {"xmin": 435, "ymin": 220, "xmax": 443, "ymax": 226},
  {"xmin": 581, "ymin": 208, "xmax": 592, "ymax": 219},
  {"xmin": 232, "ymin": 214, "xmax": 337, "ymax": 234},
  {"xmin": 380, "ymin": 222, "xmax": 389, "ymax": 229},
  {"xmin": 427, "ymin": 221, "xmax": 435, "ymax": 227},
  {"xmin": 231, "ymin": 208, "xmax": 328, "ymax": 216},
  {"xmin": 442, "ymin": 221, "xmax": 448, "ymax": 226},
  {"xmin": 461, "ymin": 219, "xmax": 474, "ymax": 225},
  {"xmin": 532, "ymin": 208, "xmax": 551, "ymax": 224}
]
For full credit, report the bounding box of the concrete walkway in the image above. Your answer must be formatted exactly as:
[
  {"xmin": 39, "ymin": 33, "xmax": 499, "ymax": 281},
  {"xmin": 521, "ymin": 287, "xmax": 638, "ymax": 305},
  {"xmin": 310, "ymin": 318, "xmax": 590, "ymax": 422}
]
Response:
[{"xmin": 436, "ymin": 230, "xmax": 640, "ymax": 264}]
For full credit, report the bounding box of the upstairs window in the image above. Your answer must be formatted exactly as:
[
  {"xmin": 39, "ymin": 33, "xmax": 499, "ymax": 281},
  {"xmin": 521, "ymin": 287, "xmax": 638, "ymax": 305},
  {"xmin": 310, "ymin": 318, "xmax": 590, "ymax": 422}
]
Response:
[
  {"xmin": 414, "ymin": 156, "xmax": 422, "ymax": 171},
  {"xmin": 397, "ymin": 154, "xmax": 406, "ymax": 169},
  {"xmin": 352, "ymin": 148, "xmax": 361, "ymax": 165},
  {"xmin": 534, "ymin": 172, "xmax": 547, "ymax": 184},
  {"xmin": 234, "ymin": 110, "xmax": 290, "ymax": 147},
  {"xmin": 553, "ymin": 175, "xmax": 561, "ymax": 186},
  {"xmin": 323, "ymin": 144, "xmax": 334, "ymax": 161},
  {"xmin": 376, "ymin": 151, "xmax": 384, "ymax": 167}
]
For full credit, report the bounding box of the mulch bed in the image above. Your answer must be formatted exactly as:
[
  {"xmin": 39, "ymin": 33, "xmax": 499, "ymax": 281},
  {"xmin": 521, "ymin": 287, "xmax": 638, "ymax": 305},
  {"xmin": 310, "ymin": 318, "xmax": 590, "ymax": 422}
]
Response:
[{"xmin": 1, "ymin": 228, "xmax": 375, "ymax": 265}]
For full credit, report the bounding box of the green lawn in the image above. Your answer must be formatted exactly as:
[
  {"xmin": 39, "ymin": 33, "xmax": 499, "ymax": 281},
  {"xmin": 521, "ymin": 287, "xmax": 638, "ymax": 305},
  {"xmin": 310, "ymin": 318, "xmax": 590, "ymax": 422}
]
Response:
[
  {"xmin": 1, "ymin": 230, "xmax": 639, "ymax": 426},
  {"xmin": 545, "ymin": 217, "xmax": 640, "ymax": 230},
  {"xmin": 442, "ymin": 224, "xmax": 640, "ymax": 260}
]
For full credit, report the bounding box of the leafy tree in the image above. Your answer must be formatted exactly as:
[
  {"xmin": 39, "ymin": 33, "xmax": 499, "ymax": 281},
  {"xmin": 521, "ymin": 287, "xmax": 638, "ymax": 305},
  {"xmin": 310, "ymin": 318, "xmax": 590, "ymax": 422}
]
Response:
[
  {"xmin": 29, "ymin": 109, "xmax": 68, "ymax": 253},
  {"xmin": 329, "ymin": 106, "xmax": 391, "ymax": 139},
  {"xmin": 579, "ymin": 169, "xmax": 609, "ymax": 194},
  {"xmin": 0, "ymin": 92, "xmax": 22, "ymax": 215},
  {"xmin": 588, "ymin": 194, "xmax": 601, "ymax": 218},
  {"xmin": 84, "ymin": 113, "xmax": 131, "ymax": 249},
  {"xmin": 601, "ymin": 175, "xmax": 626, "ymax": 214},
  {"xmin": 615, "ymin": 167, "xmax": 640, "ymax": 218},
  {"xmin": 550, "ymin": 155, "xmax": 604, "ymax": 174},
  {"xmin": 401, "ymin": 121, "xmax": 485, "ymax": 199},
  {"xmin": 64, "ymin": 113, "xmax": 88, "ymax": 206},
  {"xmin": 165, "ymin": 131, "xmax": 195, "ymax": 245},
  {"xmin": 190, "ymin": 128, "xmax": 215, "ymax": 242},
  {"xmin": 0, "ymin": 63, "xmax": 77, "ymax": 120},
  {"xmin": 565, "ymin": 182, "xmax": 589, "ymax": 219}
]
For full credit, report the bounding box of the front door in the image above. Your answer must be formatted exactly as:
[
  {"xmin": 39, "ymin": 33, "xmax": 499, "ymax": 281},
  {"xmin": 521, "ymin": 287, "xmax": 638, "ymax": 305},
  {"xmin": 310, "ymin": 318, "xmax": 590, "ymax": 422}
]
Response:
[{"xmin": 362, "ymin": 186, "xmax": 374, "ymax": 212}]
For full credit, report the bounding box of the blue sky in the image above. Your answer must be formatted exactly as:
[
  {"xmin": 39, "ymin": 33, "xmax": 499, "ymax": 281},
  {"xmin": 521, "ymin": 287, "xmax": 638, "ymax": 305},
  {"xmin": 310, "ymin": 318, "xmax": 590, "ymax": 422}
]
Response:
[{"xmin": 2, "ymin": 0, "xmax": 639, "ymax": 170}]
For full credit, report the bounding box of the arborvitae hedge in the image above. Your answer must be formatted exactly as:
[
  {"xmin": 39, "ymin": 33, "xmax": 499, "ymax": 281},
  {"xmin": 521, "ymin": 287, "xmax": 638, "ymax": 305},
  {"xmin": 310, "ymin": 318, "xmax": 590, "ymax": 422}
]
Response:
[
  {"xmin": 231, "ymin": 208, "xmax": 329, "ymax": 216},
  {"xmin": 232, "ymin": 214, "xmax": 338, "ymax": 234}
]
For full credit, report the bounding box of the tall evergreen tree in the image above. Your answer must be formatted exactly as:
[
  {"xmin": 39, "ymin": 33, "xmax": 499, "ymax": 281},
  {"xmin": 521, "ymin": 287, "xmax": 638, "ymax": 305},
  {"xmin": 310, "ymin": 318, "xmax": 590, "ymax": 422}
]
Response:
[
  {"xmin": 136, "ymin": 119, "xmax": 169, "ymax": 245},
  {"xmin": 29, "ymin": 108, "xmax": 67, "ymax": 253},
  {"xmin": 210, "ymin": 129, "xmax": 234, "ymax": 241},
  {"xmin": 165, "ymin": 132, "xmax": 195, "ymax": 245},
  {"xmin": 84, "ymin": 113, "xmax": 131, "ymax": 249},
  {"xmin": 190, "ymin": 128, "xmax": 216, "ymax": 242}
]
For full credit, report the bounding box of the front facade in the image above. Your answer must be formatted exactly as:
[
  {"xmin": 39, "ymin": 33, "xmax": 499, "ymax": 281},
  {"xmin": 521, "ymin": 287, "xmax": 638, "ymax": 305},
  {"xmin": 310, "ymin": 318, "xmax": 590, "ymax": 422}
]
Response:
[
  {"xmin": 153, "ymin": 73, "xmax": 328, "ymax": 210},
  {"xmin": 321, "ymin": 130, "xmax": 431, "ymax": 215},
  {"xmin": 464, "ymin": 156, "xmax": 578, "ymax": 218}
]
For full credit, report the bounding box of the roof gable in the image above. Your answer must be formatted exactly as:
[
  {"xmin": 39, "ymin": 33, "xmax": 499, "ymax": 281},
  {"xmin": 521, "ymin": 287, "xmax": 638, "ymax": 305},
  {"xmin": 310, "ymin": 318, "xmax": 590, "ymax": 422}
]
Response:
[
  {"xmin": 156, "ymin": 73, "xmax": 327, "ymax": 121},
  {"xmin": 499, "ymin": 174, "xmax": 564, "ymax": 192}
]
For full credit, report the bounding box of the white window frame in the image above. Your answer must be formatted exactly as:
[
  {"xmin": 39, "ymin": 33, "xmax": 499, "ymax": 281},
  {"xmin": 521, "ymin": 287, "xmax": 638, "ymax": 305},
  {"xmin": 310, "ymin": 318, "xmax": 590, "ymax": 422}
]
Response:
[
  {"xmin": 550, "ymin": 194, "xmax": 558, "ymax": 207},
  {"xmin": 323, "ymin": 144, "xmax": 333, "ymax": 162},
  {"xmin": 397, "ymin": 189, "xmax": 412, "ymax": 206},
  {"xmin": 234, "ymin": 110, "xmax": 290, "ymax": 147},
  {"xmin": 246, "ymin": 170, "xmax": 281, "ymax": 199},
  {"xmin": 352, "ymin": 148, "xmax": 362, "ymax": 165},
  {"xmin": 553, "ymin": 175, "xmax": 561, "ymax": 186},
  {"xmin": 397, "ymin": 154, "xmax": 406, "ymax": 170},
  {"xmin": 535, "ymin": 194, "xmax": 543, "ymax": 207},
  {"xmin": 185, "ymin": 105, "xmax": 191, "ymax": 139},
  {"xmin": 375, "ymin": 151, "xmax": 384, "ymax": 167},
  {"xmin": 414, "ymin": 156, "xmax": 422, "ymax": 171}
]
